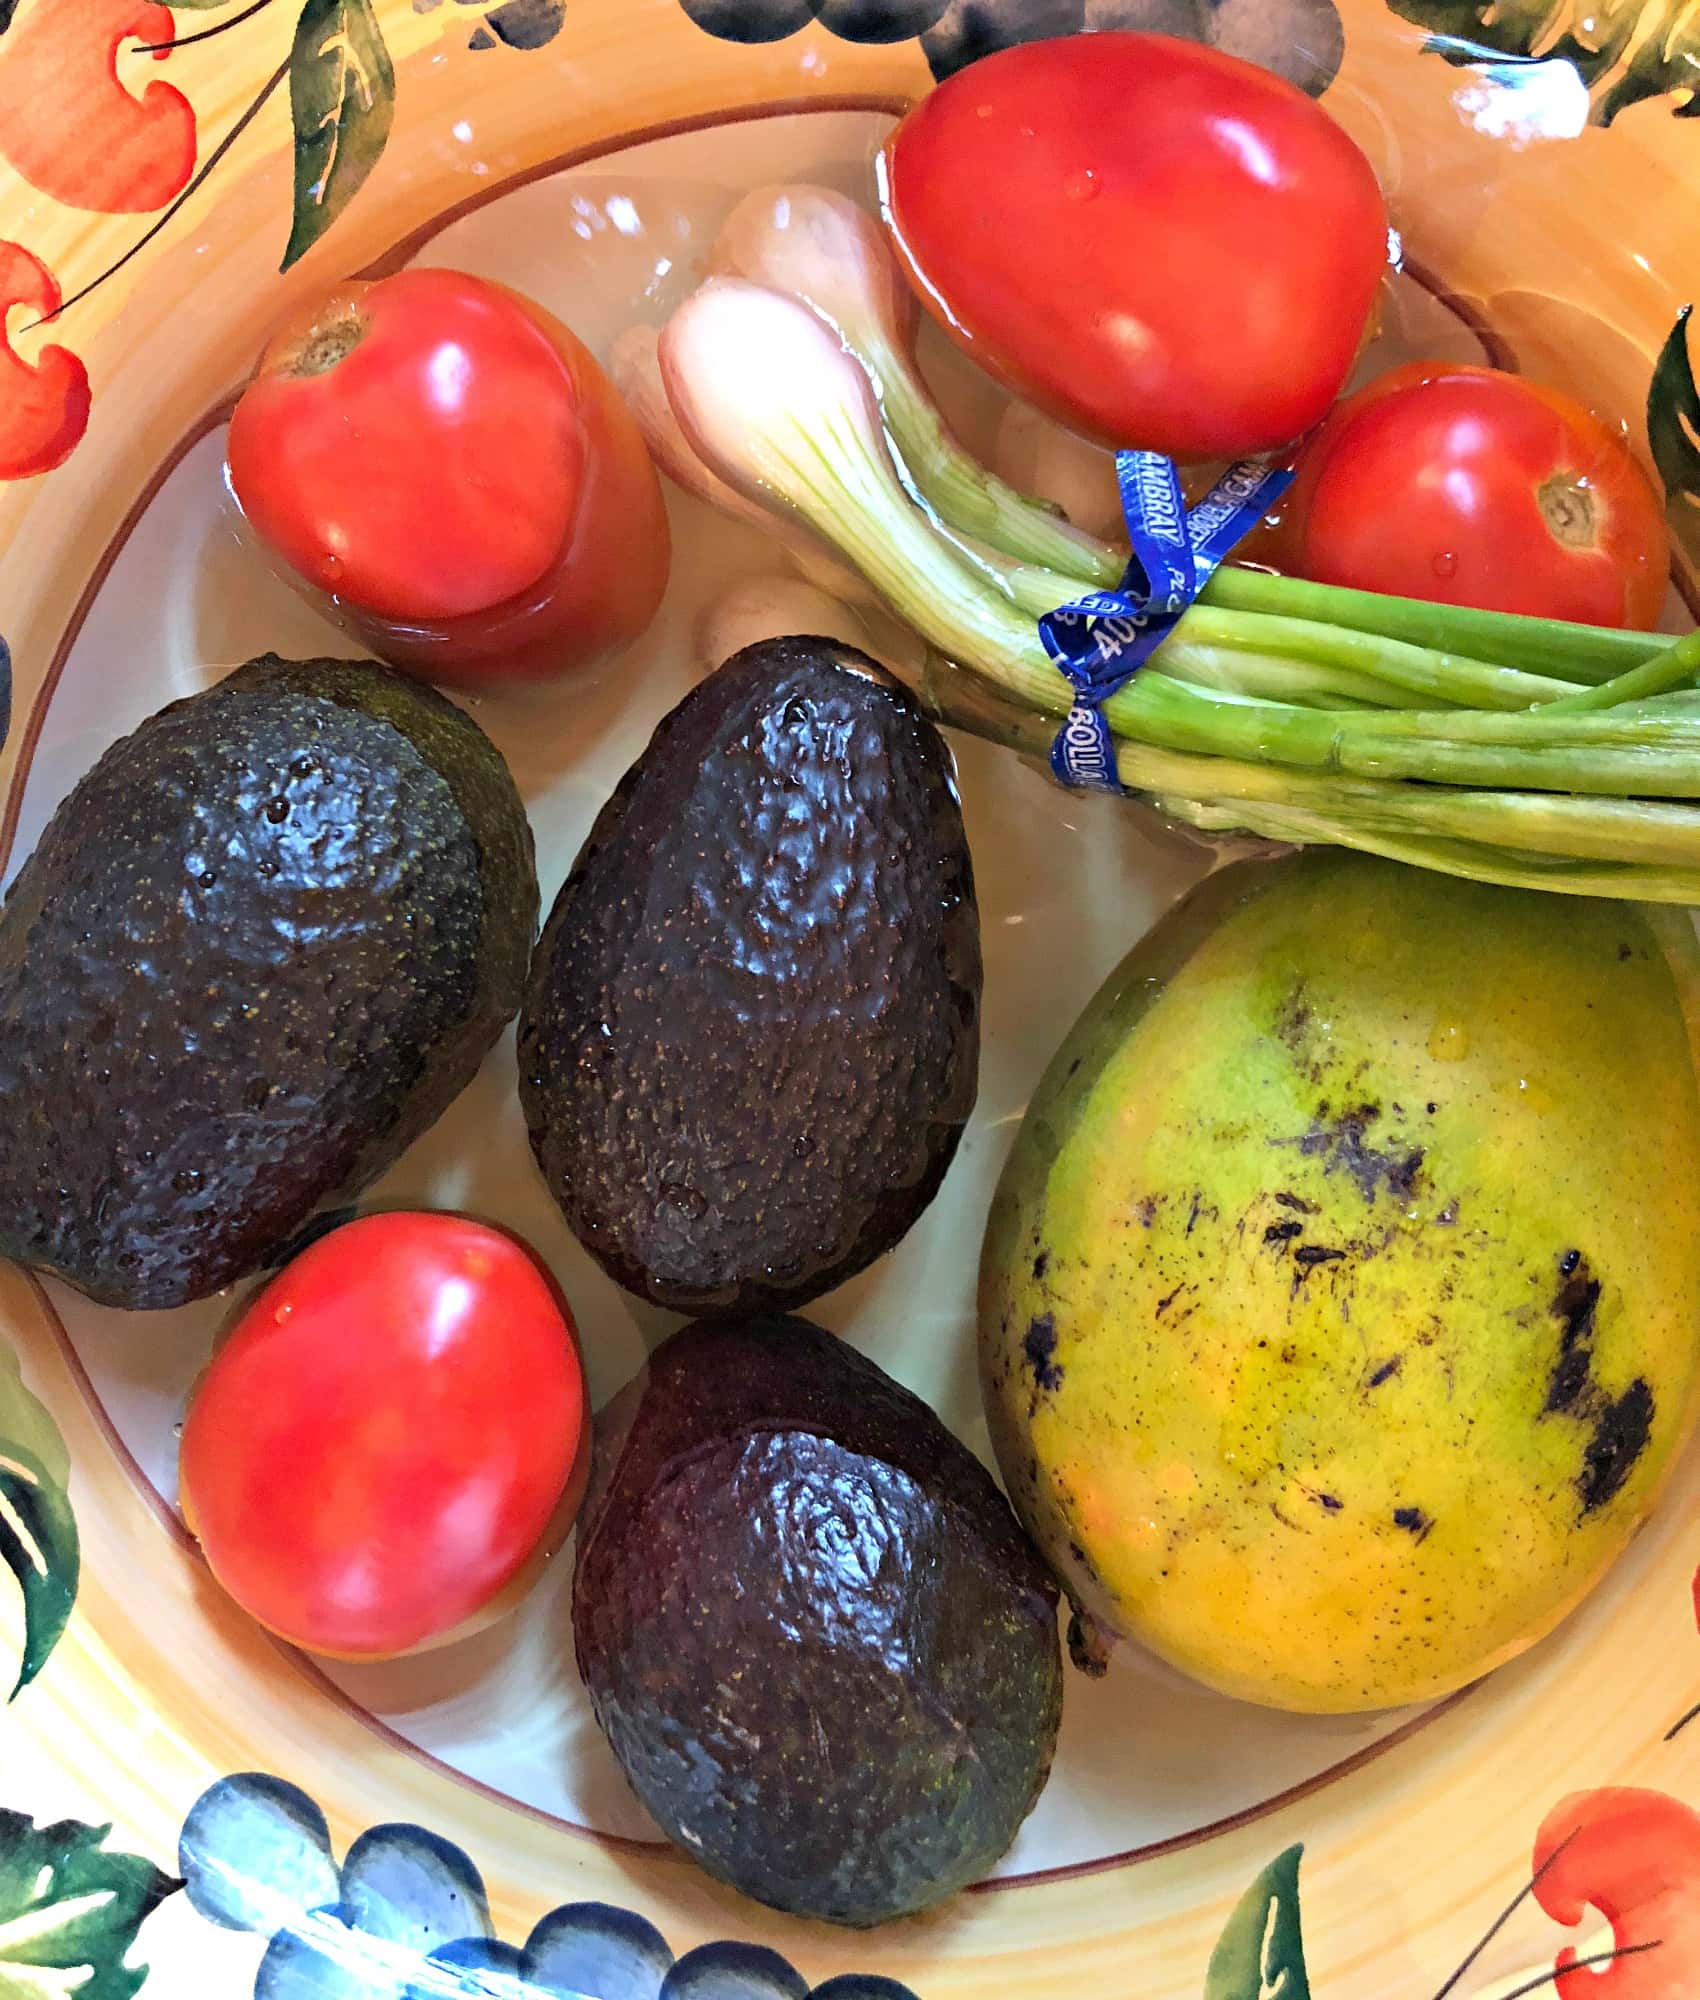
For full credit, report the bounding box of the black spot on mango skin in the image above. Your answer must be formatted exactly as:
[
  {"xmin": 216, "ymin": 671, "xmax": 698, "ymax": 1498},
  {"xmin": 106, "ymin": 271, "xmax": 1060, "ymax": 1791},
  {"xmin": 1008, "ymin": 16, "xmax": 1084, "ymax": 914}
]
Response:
[
  {"xmin": 1580, "ymin": 1379, "xmax": 1655, "ymax": 1514},
  {"xmin": 1393, "ymin": 1506, "xmax": 1433, "ymax": 1541},
  {"xmin": 1368, "ymin": 1356, "xmax": 1402, "ymax": 1388},
  {"xmin": 1274, "ymin": 982, "xmax": 1313, "ymax": 1054},
  {"xmin": 1293, "ymin": 1244, "xmax": 1346, "ymax": 1272},
  {"xmin": 1023, "ymin": 1315, "xmax": 1064, "ymax": 1394},
  {"xmin": 1555, "ymin": 1271, "xmax": 1602, "ymax": 1346},
  {"xmin": 1288, "ymin": 1103, "xmax": 1425, "ymax": 1204},
  {"xmin": 1263, "ymin": 1220, "xmax": 1303, "ymax": 1248},
  {"xmin": 1534, "ymin": 1252, "xmax": 1656, "ymax": 1517},
  {"xmin": 1545, "ymin": 1346, "xmax": 1593, "ymax": 1415},
  {"xmin": 1273, "ymin": 1190, "xmax": 1317, "ymax": 1214},
  {"xmin": 1545, "ymin": 1254, "xmax": 1602, "ymax": 1414},
  {"xmin": 1031, "ymin": 1250, "xmax": 1049, "ymax": 1281}
]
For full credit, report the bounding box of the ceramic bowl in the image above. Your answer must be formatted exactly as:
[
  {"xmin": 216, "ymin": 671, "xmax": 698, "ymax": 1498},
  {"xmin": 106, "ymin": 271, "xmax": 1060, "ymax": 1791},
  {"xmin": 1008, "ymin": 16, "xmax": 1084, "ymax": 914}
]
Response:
[{"xmin": 1, "ymin": 3, "xmax": 1698, "ymax": 1995}]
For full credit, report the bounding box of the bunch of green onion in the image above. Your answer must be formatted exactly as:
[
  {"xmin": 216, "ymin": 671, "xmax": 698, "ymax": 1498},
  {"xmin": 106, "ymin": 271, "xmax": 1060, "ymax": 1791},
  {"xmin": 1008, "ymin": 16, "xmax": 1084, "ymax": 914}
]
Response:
[{"xmin": 649, "ymin": 185, "xmax": 1700, "ymax": 903}]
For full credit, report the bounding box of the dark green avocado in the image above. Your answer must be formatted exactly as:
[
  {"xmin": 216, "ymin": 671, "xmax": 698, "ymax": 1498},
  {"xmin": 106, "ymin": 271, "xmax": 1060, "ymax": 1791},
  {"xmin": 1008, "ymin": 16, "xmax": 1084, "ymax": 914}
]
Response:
[
  {"xmin": 0, "ymin": 654, "xmax": 536, "ymax": 1310},
  {"xmin": 518, "ymin": 636, "xmax": 981, "ymax": 1316},
  {"xmin": 572, "ymin": 1315, "xmax": 1062, "ymax": 1927}
]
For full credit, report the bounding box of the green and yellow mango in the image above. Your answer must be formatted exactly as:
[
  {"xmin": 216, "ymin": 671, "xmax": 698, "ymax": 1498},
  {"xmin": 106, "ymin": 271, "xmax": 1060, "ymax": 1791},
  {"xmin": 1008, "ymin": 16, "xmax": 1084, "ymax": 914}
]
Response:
[{"xmin": 980, "ymin": 852, "xmax": 1700, "ymax": 1713}]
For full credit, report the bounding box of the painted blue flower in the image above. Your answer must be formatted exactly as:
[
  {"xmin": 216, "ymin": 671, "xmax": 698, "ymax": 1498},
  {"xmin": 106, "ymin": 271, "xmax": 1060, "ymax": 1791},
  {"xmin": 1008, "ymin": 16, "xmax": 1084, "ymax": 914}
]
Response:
[
  {"xmin": 409, "ymin": 0, "xmax": 569, "ymax": 53},
  {"xmin": 675, "ymin": 0, "xmax": 1343, "ymax": 96},
  {"xmin": 179, "ymin": 1776, "xmax": 922, "ymax": 2000},
  {"xmin": 678, "ymin": 0, "xmax": 952, "ymax": 42}
]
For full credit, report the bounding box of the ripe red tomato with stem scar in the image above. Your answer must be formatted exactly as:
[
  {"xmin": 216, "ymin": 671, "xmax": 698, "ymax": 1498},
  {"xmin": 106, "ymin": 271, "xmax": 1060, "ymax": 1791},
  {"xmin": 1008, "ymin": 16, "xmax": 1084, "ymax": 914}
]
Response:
[{"xmin": 227, "ymin": 268, "xmax": 670, "ymax": 686}]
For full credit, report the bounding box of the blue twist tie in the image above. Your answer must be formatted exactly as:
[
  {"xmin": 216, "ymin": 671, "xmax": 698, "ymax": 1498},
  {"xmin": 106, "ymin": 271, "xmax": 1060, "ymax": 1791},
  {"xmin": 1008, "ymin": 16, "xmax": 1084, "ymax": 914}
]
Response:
[{"xmin": 1040, "ymin": 450, "xmax": 1294, "ymax": 794}]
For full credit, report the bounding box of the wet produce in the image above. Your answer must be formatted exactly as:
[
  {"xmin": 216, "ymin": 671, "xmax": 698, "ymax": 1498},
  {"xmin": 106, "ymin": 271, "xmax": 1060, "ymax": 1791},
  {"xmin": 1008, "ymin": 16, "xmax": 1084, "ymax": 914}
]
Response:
[
  {"xmin": 879, "ymin": 32, "xmax": 1389, "ymax": 459},
  {"xmin": 227, "ymin": 269, "xmax": 670, "ymax": 686},
  {"xmin": 180, "ymin": 1214, "xmax": 588, "ymax": 1659},
  {"xmin": 658, "ymin": 263, "xmax": 1700, "ymax": 901},
  {"xmin": 519, "ymin": 635, "xmax": 981, "ymax": 1315},
  {"xmin": 0, "ymin": 656, "xmax": 537, "ymax": 1310},
  {"xmin": 980, "ymin": 851, "xmax": 1700, "ymax": 1712},
  {"xmin": 12, "ymin": 11, "xmax": 1700, "ymax": 1958},
  {"xmin": 573, "ymin": 1315, "xmax": 1062, "ymax": 1925},
  {"xmin": 1276, "ymin": 361, "xmax": 1670, "ymax": 628}
]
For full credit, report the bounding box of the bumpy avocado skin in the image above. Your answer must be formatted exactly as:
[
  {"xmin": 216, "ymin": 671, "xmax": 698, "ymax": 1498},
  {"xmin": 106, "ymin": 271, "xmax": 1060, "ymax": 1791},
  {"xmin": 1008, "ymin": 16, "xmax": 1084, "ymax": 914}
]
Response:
[
  {"xmin": 0, "ymin": 654, "xmax": 537, "ymax": 1310},
  {"xmin": 518, "ymin": 637, "xmax": 982, "ymax": 1316},
  {"xmin": 572, "ymin": 1316, "xmax": 1062, "ymax": 1927}
]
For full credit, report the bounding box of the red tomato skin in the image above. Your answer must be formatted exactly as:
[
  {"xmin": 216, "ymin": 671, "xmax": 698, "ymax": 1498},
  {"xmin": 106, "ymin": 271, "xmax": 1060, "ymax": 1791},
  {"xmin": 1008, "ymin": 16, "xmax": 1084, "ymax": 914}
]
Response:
[
  {"xmin": 227, "ymin": 269, "xmax": 670, "ymax": 685},
  {"xmin": 1279, "ymin": 362, "xmax": 1670, "ymax": 629},
  {"xmin": 179, "ymin": 1214, "xmax": 587, "ymax": 1659},
  {"xmin": 880, "ymin": 32, "xmax": 1388, "ymax": 461}
]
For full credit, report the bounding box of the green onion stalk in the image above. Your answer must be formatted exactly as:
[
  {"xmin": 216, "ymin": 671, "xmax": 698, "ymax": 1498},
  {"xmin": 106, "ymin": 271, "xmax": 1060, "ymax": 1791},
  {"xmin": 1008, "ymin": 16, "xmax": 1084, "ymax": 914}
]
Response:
[{"xmin": 654, "ymin": 226, "xmax": 1700, "ymax": 902}]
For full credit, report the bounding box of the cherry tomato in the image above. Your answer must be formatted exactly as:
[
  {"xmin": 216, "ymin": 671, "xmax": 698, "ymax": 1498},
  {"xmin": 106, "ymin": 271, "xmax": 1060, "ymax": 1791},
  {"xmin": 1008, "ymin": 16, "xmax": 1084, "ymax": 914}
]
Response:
[
  {"xmin": 879, "ymin": 32, "xmax": 1388, "ymax": 461},
  {"xmin": 226, "ymin": 268, "xmax": 671, "ymax": 685},
  {"xmin": 1277, "ymin": 361, "xmax": 1670, "ymax": 628},
  {"xmin": 179, "ymin": 1213, "xmax": 588, "ymax": 1659}
]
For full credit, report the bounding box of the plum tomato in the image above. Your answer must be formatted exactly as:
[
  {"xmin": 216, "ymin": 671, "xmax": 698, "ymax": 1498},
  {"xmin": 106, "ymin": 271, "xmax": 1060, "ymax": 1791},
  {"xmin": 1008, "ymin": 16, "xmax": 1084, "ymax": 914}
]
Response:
[
  {"xmin": 226, "ymin": 268, "xmax": 671, "ymax": 686},
  {"xmin": 179, "ymin": 1213, "xmax": 589, "ymax": 1660},
  {"xmin": 878, "ymin": 32, "xmax": 1388, "ymax": 461},
  {"xmin": 1278, "ymin": 361, "xmax": 1670, "ymax": 628}
]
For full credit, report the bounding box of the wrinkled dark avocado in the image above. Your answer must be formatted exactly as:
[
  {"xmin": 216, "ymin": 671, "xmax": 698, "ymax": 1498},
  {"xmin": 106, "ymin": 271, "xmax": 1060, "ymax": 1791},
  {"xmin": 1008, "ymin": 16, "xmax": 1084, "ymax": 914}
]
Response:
[
  {"xmin": 518, "ymin": 636, "xmax": 981, "ymax": 1316},
  {"xmin": 0, "ymin": 654, "xmax": 536, "ymax": 1310},
  {"xmin": 573, "ymin": 1316, "xmax": 1062, "ymax": 1927}
]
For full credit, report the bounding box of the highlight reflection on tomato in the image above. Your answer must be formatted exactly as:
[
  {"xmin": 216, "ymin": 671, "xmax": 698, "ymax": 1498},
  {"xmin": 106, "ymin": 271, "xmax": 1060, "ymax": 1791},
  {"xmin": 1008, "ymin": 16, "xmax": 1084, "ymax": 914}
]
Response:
[
  {"xmin": 879, "ymin": 32, "xmax": 1388, "ymax": 460},
  {"xmin": 226, "ymin": 268, "xmax": 670, "ymax": 686},
  {"xmin": 179, "ymin": 1213, "xmax": 589, "ymax": 1660},
  {"xmin": 1278, "ymin": 361, "xmax": 1669, "ymax": 628}
]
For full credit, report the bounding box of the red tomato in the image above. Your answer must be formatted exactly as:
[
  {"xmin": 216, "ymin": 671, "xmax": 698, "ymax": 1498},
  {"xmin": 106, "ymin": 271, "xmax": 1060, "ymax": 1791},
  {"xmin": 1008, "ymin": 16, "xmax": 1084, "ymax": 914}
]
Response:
[
  {"xmin": 179, "ymin": 1214, "xmax": 589, "ymax": 1660},
  {"xmin": 879, "ymin": 32, "xmax": 1388, "ymax": 461},
  {"xmin": 226, "ymin": 268, "xmax": 671, "ymax": 685},
  {"xmin": 1278, "ymin": 361, "xmax": 1669, "ymax": 628}
]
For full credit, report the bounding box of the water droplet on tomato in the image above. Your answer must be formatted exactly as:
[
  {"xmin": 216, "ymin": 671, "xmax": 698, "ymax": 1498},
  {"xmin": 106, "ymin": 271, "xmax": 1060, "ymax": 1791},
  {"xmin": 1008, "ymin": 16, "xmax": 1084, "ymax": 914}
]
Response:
[
  {"xmin": 320, "ymin": 553, "xmax": 344, "ymax": 586},
  {"xmin": 274, "ymin": 1301, "xmax": 293, "ymax": 1325},
  {"xmin": 1432, "ymin": 551, "xmax": 1458, "ymax": 578},
  {"xmin": 976, "ymin": 101, "xmax": 994, "ymax": 119},
  {"xmin": 1065, "ymin": 169, "xmax": 1099, "ymax": 202}
]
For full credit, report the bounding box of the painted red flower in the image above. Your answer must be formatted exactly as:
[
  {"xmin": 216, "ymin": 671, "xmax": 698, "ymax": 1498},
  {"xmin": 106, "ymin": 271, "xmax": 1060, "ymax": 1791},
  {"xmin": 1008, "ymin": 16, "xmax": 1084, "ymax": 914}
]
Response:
[
  {"xmin": 0, "ymin": 242, "xmax": 90, "ymax": 479},
  {"xmin": 1533, "ymin": 1787, "xmax": 1700, "ymax": 1997},
  {"xmin": 0, "ymin": 0, "xmax": 196, "ymax": 213}
]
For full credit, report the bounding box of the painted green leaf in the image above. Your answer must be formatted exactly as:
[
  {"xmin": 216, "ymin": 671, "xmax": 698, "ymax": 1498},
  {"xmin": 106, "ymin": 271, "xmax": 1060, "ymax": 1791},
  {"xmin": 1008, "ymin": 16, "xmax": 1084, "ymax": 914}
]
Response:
[
  {"xmin": 1597, "ymin": 0, "xmax": 1700, "ymax": 119},
  {"xmin": 1205, "ymin": 1845, "xmax": 1311, "ymax": 2000},
  {"xmin": 0, "ymin": 1812, "xmax": 178, "ymax": 2000},
  {"xmin": 282, "ymin": 0, "xmax": 396, "ymax": 273},
  {"xmin": 0, "ymin": 1343, "xmax": 77, "ymax": 1700},
  {"xmin": 1386, "ymin": 0, "xmax": 1700, "ymax": 123},
  {"xmin": 1649, "ymin": 306, "xmax": 1700, "ymax": 570}
]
